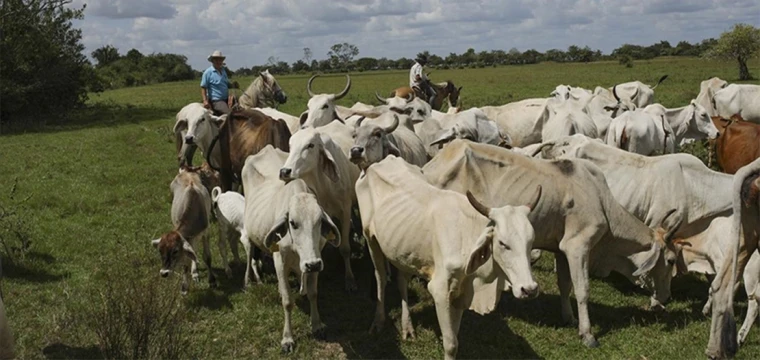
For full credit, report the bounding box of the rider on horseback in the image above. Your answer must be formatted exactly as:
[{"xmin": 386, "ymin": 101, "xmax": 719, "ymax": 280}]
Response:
[{"xmin": 410, "ymin": 54, "xmax": 436, "ymax": 106}]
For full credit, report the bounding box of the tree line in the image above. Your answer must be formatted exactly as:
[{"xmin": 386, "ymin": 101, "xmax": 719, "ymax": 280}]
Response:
[{"xmin": 1, "ymin": 0, "xmax": 757, "ymax": 132}]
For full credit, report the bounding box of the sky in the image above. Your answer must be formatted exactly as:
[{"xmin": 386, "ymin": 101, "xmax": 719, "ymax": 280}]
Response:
[{"xmin": 69, "ymin": 0, "xmax": 760, "ymax": 71}]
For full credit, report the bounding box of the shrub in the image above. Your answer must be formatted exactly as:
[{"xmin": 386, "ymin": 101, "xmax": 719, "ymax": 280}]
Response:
[
  {"xmin": 81, "ymin": 265, "xmax": 191, "ymax": 359},
  {"xmin": 0, "ymin": 179, "xmax": 34, "ymax": 264}
]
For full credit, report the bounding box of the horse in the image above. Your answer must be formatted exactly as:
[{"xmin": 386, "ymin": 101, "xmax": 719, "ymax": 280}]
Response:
[
  {"xmin": 390, "ymin": 80, "xmax": 462, "ymax": 111},
  {"xmin": 238, "ymin": 69, "xmax": 288, "ymax": 110}
]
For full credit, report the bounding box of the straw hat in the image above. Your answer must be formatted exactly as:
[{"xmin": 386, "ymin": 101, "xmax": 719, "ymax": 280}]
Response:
[{"xmin": 207, "ymin": 50, "xmax": 226, "ymax": 62}]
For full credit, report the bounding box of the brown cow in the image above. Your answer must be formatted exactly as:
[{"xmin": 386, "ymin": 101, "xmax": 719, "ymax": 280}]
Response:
[
  {"xmin": 710, "ymin": 114, "xmax": 760, "ymax": 174},
  {"xmin": 390, "ymin": 80, "xmax": 462, "ymax": 111},
  {"xmin": 207, "ymin": 108, "xmax": 291, "ymax": 191}
]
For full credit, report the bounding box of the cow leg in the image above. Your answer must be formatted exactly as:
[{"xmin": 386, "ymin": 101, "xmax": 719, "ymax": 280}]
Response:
[
  {"xmin": 703, "ymin": 274, "xmax": 716, "ymax": 316},
  {"xmin": 555, "ymin": 252, "xmax": 577, "ymax": 326},
  {"xmin": 202, "ymin": 233, "xmax": 217, "ymax": 288},
  {"xmin": 274, "ymin": 252, "xmax": 296, "ymax": 353},
  {"xmin": 340, "ymin": 211, "xmax": 357, "ymax": 292},
  {"xmin": 241, "ymin": 234, "xmax": 257, "ymax": 288},
  {"xmin": 398, "ymin": 273, "xmax": 416, "ymax": 340},
  {"xmin": 368, "ymin": 236, "xmax": 388, "ymax": 333},
  {"xmin": 217, "ymin": 224, "xmax": 233, "ymax": 279},
  {"xmin": 739, "ymin": 296, "xmax": 758, "ymax": 346},
  {"xmin": 181, "ymin": 264, "xmax": 190, "ymax": 295},
  {"xmin": 190, "ymin": 253, "xmax": 200, "ymax": 283},
  {"xmin": 560, "ymin": 231, "xmax": 602, "ymax": 348},
  {"xmin": 428, "ymin": 276, "xmax": 464, "ymax": 360},
  {"xmin": 228, "ymin": 230, "xmax": 241, "ymax": 264},
  {"xmin": 307, "ymin": 272, "xmax": 327, "ymax": 339},
  {"xmin": 739, "ymin": 253, "xmax": 760, "ymax": 346}
]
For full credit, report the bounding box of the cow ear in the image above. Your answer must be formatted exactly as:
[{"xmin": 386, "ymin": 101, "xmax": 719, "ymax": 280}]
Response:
[
  {"xmin": 173, "ymin": 119, "xmax": 188, "ymax": 133},
  {"xmin": 321, "ymin": 212, "xmax": 341, "ymax": 248},
  {"xmin": 384, "ymin": 138, "xmax": 401, "ymax": 157},
  {"xmin": 603, "ymin": 105, "xmax": 617, "ymax": 112},
  {"xmin": 182, "ymin": 240, "xmax": 198, "ymax": 262},
  {"xmin": 264, "ymin": 213, "xmax": 289, "ymax": 250},
  {"xmin": 332, "ymin": 110, "xmax": 345, "ymax": 124},
  {"xmin": 210, "ymin": 114, "xmax": 227, "ymax": 127},
  {"xmin": 320, "ymin": 148, "xmax": 340, "ymax": 183},
  {"xmin": 151, "ymin": 238, "xmax": 161, "ymax": 248},
  {"xmin": 430, "ymin": 129, "xmax": 456, "ymax": 148},
  {"xmin": 299, "ymin": 111, "xmax": 308, "ymax": 126},
  {"xmin": 465, "ymin": 226, "xmax": 494, "ymax": 275}
]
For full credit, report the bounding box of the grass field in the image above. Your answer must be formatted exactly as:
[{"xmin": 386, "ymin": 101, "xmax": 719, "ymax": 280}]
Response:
[{"xmin": 2, "ymin": 57, "xmax": 760, "ymax": 359}]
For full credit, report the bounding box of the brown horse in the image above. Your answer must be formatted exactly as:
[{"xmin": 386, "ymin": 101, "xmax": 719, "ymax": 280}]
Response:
[{"xmin": 390, "ymin": 80, "xmax": 462, "ymax": 111}]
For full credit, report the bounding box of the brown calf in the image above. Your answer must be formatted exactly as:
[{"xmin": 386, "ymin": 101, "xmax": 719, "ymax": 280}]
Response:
[
  {"xmin": 207, "ymin": 109, "xmax": 291, "ymax": 191},
  {"xmin": 710, "ymin": 114, "xmax": 760, "ymax": 174}
]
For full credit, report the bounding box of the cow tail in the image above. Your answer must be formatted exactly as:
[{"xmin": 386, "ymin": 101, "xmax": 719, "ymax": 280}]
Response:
[
  {"xmin": 206, "ymin": 134, "xmax": 221, "ymax": 172},
  {"xmin": 211, "ymin": 186, "xmax": 222, "ymax": 205}
]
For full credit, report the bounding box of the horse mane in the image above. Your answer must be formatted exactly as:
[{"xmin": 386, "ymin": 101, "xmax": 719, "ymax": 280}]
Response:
[{"xmin": 240, "ymin": 75, "xmax": 278, "ymax": 109}]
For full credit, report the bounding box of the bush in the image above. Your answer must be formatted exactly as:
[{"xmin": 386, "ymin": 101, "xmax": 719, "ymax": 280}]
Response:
[
  {"xmin": 81, "ymin": 265, "xmax": 191, "ymax": 359},
  {"xmin": 618, "ymin": 55, "xmax": 634, "ymax": 68},
  {"xmin": 0, "ymin": 179, "xmax": 34, "ymax": 264}
]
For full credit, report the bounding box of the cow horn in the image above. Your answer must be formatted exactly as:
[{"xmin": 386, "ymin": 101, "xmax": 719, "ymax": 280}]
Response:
[
  {"xmin": 612, "ymin": 85, "xmax": 621, "ymax": 102},
  {"xmin": 405, "ymin": 92, "xmax": 415, "ymax": 103},
  {"xmin": 661, "ymin": 208, "xmax": 683, "ymax": 242},
  {"xmin": 333, "ymin": 74, "xmax": 351, "ymax": 100},
  {"xmin": 630, "ymin": 86, "xmax": 639, "ymax": 101},
  {"xmin": 526, "ymin": 185, "xmax": 542, "ymax": 211},
  {"xmin": 375, "ymin": 91, "xmax": 388, "ymax": 105},
  {"xmin": 533, "ymin": 142, "xmax": 554, "ymax": 157},
  {"xmin": 355, "ymin": 116, "xmax": 366, "ymax": 128},
  {"xmin": 382, "ymin": 114, "xmax": 399, "ymax": 133},
  {"xmin": 307, "ymin": 74, "xmax": 319, "ymax": 97},
  {"xmin": 466, "ymin": 191, "xmax": 491, "ymax": 217}
]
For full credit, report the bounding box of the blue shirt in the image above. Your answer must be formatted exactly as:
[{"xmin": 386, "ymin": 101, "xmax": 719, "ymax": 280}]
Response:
[{"xmin": 200, "ymin": 66, "xmax": 229, "ymax": 101}]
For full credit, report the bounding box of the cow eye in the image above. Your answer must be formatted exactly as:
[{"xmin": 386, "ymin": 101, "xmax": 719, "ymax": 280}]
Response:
[
  {"xmin": 198, "ymin": 117, "xmax": 205, "ymax": 122},
  {"xmin": 418, "ymin": 110, "xmax": 424, "ymax": 115},
  {"xmin": 321, "ymin": 104, "xmax": 328, "ymax": 110},
  {"xmin": 307, "ymin": 143, "xmax": 315, "ymax": 149},
  {"xmin": 498, "ymin": 241, "xmax": 510, "ymax": 250},
  {"xmin": 374, "ymin": 132, "xmax": 381, "ymax": 138},
  {"xmin": 289, "ymin": 220, "xmax": 298, "ymax": 229}
]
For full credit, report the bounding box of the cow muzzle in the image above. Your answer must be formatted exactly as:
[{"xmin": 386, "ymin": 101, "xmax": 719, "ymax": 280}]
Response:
[
  {"xmin": 518, "ymin": 282, "xmax": 539, "ymax": 299},
  {"xmin": 349, "ymin": 146, "xmax": 364, "ymax": 160},
  {"xmin": 184, "ymin": 135, "xmax": 195, "ymax": 145},
  {"xmin": 303, "ymin": 259, "xmax": 324, "ymax": 273},
  {"xmin": 279, "ymin": 168, "xmax": 293, "ymax": 181},
  {"xmin": 160, "ymin": 269, "xmax": 171, "ymax": 278}
]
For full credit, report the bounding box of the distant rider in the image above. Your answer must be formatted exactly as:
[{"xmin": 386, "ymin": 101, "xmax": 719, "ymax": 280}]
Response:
[{"xmin": 409, "ymin": 54, "xmax": 436, "ymax": 105}]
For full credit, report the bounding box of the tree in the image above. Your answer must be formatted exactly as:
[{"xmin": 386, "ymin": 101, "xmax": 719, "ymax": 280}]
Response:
[
  {"xmin": 302, "ymin": 47, "xmax": 312, "ymax": 64},
  {"xmin": 704, "ymin": 23, "xmax": 760, "ymax": 80},
  {"xmin": 125, "ymin": 48, "xmax": 143, "ymax": 64},
  {"xmin": 1, "ymin": 0, "xmax": 92, "ymax": 129},
  {"xmin": 291, "ymin": 60, "xmax": 309, "ymax": 73},
  {"xmin": 355, "ymin": 57, "xmax": 378, "ymax": 71},
  {"xmin": 327, "ymin": 42, "xmax": 359, "ymax": 70},
  {"xmin": 92, "ymin": 45, "xmax": 120, "ymax": 67}
]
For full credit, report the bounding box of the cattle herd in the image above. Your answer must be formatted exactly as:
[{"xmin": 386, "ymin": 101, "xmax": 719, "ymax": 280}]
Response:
[{"xmin": 158, "ymin": 71, "xmax": 760, "ymax": 359}]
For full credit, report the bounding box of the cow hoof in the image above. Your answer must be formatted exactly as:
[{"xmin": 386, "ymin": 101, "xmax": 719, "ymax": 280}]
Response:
[
  {"xmin": 281, "ymin": 340, "xmax": 295, "ymax": 353},
  {"xmin": 369, "ymin": 320, "xmax": 385, "ymax": 334},
  {"xmin": 401, "ymin": 326, "xmax": 416, "ymax": 341},
  {"xmin": 702, "ymin": 303, "xmax": 712, "ymax": 317},
  {"xmin": 583, "ymin": 335, "xmax": 600, "ymax": 348}
]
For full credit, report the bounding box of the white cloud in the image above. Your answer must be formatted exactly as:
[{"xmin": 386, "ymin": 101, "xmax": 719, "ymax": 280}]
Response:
[{"xmin": 69, "ymin": 0, "xmax": 760, "ymax": 70}]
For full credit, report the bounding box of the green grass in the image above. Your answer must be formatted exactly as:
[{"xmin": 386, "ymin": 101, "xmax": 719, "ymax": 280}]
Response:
[{"xmin": 2, "ymin": 57, "xmax": 760, "ymax": 359}]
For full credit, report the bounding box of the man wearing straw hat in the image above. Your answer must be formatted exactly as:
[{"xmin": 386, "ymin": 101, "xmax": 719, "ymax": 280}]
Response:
[{"xmin": 201, "ymin": 50, "xmax": 234, "ymax": 115}]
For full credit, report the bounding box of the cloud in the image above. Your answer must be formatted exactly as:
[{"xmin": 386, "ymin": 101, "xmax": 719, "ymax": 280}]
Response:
[
  {"xmin": 87, "ymin": 0, "xmax": 177, "ymax": 19},
  {"xmin": 68, "ymin": 0, "xmax": 760, "ymax": 70}
]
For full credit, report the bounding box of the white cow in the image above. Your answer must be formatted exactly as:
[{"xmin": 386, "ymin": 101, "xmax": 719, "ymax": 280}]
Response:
[
  {"xmin": 357, "ymin": 155, "xmax": 539, "ymax": 360},
  {"xmin": 279, "ymin": 128, "xmax": 359, "ymax": 291},
  {"xmin": 540, "ymin": 98, "xmax": 598, "ymax": 142},
  {"xmin": 241, "ymin": 145, "xmax": 341, "ymax": 353},
  {"xmin": 606, "ymin": 108, "xmax": 674, "ymax": 155},
  {"xmin": 713, "ymin": 84, "xmax": 760, "ymax": 123},
  {"xmin": 173, "ymin": 103, "xmax": 226, "ymax": 167},
  {"xmin": 298, "ymin": 75, "xmax": 352, "ymax": 128},
  {"xmin": 600, "ymin": 75, "xmax": 669, "ymax": 108},
  {"xmin": 349, "ymin": 114, "xmax": 428, "ymax": 170},
  {"xmin": 539, "ymin": 134, "xmax": 735, "ymax": 302},
  {"xmin": 695, "ymin": 77, "xmax": 728, "ymax": 117},
  {"xmin": 255, "ymin": 107, "xmax": 301, "ymax": 135},
  {"xmin": 643, "ymin": 100, "xmax": 720, "ymax": 145},
  {"xmin": 210, "ymin": 186, "xmax": 247, "ymax": 281},
  {"xmin": 479, "ymin": 98, "xmax": 548, "ymax": 147},
  {"xmin": 429, "ymin": 108, "xmax": 511, "ymax": 148},
  {"xmin": 150, "ymin": 168, "xmax": 216, "ymax": 294},
  {"xmin": 423, "ymin": 140, "xmax": 674, "ymax": 348}
]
